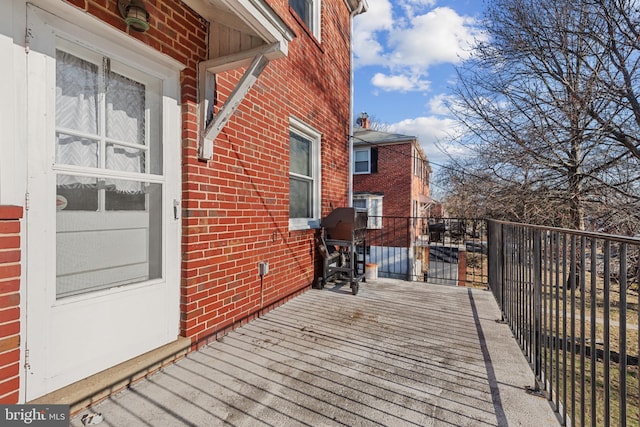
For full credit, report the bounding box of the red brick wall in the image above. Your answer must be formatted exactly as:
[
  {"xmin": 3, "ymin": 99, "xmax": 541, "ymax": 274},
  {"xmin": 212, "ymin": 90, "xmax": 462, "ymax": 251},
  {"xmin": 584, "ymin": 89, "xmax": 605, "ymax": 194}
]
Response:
[
  {"xmin": 63, "ymin": 0, "xmax": 352, "ymax": 348},
  {"xmin": 354, "ymin": 142, "xmax": 414, "ymax": 217},
  {"xmin": 410, "ymin": 144, "xmax": 430, "ymax": 213},
  {"xmin": 354, "ymin": 141, "xmax": 431, "ymax": 219},
  {"xmin": 181, "ymin": 1, "xmax": 352, "ymax": 346},
  {"xmin": 354, "ymin": 141, "xmax": 432, "ymax": 248},
  {"xmin": 0, "ymin": 206, "xmax": 23, "ymax": 404}
]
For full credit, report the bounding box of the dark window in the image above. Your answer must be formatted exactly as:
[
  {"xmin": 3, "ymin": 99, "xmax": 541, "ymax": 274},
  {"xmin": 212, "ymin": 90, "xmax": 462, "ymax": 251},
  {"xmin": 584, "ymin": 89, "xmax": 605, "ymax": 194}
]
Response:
[
  {"xmin": 290, "ymin": 0, "xmax": 315, "ymax": 35},
  {"xmin": 371, "ymin": 147, "xmax": 378, "ymax": 173}
]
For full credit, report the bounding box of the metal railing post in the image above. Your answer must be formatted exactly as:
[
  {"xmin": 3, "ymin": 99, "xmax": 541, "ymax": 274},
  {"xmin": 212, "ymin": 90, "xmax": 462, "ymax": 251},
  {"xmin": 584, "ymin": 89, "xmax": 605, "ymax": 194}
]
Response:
[
  {"xmin": 533, "ymin": 229, "xmax": 542, "ymax": 390},
  {"xmin": 590, "ymin": 237, "xmax": 597, "ymax": 427},
  {"xmin": 619, "ymin": 243, "xmax": 627, "ymax": 427},
  {"xmin": 604, "ymin": 241, "xmax": 611, "ymax": 427}
]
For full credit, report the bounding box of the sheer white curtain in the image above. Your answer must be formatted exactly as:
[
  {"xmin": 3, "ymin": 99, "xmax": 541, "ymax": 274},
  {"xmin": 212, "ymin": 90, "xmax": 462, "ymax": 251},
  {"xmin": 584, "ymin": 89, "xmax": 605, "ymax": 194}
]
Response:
[
  {"xmin": 56, "ymin": 50, "xmax": 99, "ymax": 183},
  {"xmin": 56, "ymin": 50, "xmax": 145, "ymax": 193},
  {"xmin": 55, "ymin": 48, "xmax": 161, "ymax": 297},
  {"xmin": 105, "ymin": 70, "xmax": 146, "ymax": 192}
]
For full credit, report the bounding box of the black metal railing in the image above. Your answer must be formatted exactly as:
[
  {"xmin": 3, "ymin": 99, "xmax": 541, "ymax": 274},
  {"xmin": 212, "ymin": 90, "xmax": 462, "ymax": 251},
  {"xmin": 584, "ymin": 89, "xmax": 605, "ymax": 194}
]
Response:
[
  {"xmin": 488, "ymin": 220, "xmax": 640, "ymax": 427},
  {"xmin": 365, "ymin": 216, "xmax": 488, "ymax": 286}
]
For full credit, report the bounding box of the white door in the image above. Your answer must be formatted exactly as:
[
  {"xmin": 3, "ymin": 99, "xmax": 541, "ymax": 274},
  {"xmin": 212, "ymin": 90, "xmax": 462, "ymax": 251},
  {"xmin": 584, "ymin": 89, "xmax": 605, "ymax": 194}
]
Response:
[{"xmin": 25, "ymin": 5, "xmax": 182, "ymax": 400}]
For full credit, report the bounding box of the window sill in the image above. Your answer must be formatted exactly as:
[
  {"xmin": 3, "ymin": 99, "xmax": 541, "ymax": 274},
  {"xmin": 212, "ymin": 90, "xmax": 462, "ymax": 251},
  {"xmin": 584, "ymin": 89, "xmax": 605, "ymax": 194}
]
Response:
[{"xmin": 289, "ymin": 218, "xmax": 320, "ymax": 231}]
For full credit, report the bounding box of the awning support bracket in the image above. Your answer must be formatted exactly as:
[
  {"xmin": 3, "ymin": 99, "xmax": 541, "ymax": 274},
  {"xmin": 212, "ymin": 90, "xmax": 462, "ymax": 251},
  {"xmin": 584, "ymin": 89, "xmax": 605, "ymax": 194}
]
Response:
[{"xmin": 198, "ymin": 47, "xmax": 275, "ymax": 160}]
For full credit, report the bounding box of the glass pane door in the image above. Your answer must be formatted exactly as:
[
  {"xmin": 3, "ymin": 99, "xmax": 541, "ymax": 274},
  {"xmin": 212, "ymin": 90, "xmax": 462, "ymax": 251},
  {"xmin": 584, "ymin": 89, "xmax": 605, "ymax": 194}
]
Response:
[{"xmin": 55, "ymin": 40, "xmax": 163, "ymax": 298}]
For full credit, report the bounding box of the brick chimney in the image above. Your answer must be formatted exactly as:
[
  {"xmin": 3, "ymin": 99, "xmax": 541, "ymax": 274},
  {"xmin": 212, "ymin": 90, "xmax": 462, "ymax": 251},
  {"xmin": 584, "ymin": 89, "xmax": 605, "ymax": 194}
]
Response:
[{"xmin": 357, "ymin": 112, "xmax": 370, "ymax": 129}]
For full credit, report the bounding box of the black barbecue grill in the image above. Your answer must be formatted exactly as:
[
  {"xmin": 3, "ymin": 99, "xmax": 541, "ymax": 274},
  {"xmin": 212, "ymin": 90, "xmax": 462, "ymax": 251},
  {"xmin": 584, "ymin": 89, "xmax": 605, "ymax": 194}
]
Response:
[{"xmin": 315, "ymin": 207, "xmax": 368, "ymax": 295}]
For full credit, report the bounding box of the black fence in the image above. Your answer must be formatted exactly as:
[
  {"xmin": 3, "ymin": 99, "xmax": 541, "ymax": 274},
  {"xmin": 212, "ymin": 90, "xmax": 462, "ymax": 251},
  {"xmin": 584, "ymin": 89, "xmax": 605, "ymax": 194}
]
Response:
[
  {"xmin": 488, "ymin": 220, "xmax": 640, "ymax": 426},
  {"xmin": 365, "ymin": 217, "xmax": 488, "ymax": 287}
]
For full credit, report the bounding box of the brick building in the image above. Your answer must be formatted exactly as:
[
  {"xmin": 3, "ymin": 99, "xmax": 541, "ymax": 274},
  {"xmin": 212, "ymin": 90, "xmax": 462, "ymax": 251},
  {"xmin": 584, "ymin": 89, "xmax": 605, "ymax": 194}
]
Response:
[
  {"xmin": 0, "ymin": 0, "xmax": 367, "ymax": 409},
  {"xmin": 352, "ymin": 113, "xmax": 432, "ymax": 222},
  {"xmin": 352, "ymin": 113, "xmax": 432, "ymax": 279}
]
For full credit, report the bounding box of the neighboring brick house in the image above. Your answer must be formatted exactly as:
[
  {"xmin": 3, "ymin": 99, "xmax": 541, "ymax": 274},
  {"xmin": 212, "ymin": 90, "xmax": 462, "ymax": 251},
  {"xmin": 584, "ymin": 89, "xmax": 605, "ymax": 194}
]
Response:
[
  {"xmin": 0, "ymin": 0, "xmax": 367, "ymax": 409},
  {"xmin": 352, "ymin": 113, "xmax": 432, "ymax": 279}
]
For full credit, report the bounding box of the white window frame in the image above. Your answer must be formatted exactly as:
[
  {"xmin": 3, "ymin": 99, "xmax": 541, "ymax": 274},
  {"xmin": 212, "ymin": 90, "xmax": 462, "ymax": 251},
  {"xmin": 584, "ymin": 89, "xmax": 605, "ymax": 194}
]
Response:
[
  {"xmin": 353, "ymin": 147, "xmax": 371, "ymax": 174},
  {"xmin": 290, "ymin": 0, "xmax": 322, "ymax": 41},
  {"xmin": 353, "ymin": 194, "xmax": 383, "ymax": 229},
  {"xmin": 289, "ymin": 116, "xmax": 321, "ymax": 230}
]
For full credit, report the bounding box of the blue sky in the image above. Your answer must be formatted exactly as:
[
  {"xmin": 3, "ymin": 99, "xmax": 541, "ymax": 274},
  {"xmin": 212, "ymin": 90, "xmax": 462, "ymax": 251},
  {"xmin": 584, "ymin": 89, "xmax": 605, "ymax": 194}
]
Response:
[{"xmin": 352, "ymin": 0, "xmax": 487, "ymax": 174}]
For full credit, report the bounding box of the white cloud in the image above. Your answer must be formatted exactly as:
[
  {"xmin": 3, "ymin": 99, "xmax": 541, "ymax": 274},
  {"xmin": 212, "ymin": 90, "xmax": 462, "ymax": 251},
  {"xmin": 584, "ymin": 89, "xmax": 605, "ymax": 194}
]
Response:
[
  {"xmin": 354, "ymin": 2, "xmax": 486, "ymax": 93},
  {"xmin": 354, "ymin": 0, "xmax": 394, "ymax": 33},
  {"xmin": 427, "ymin": 94, "xmax": 456, "ymax": 116},
  {"xmin": 371, "ymin": 72, "xmax": 430, "ymax": 92},
  {"xmin": 352, "ymin": 31, "xmax": 387, "ymax": 66},
  {"xmin": 400, "ymin": 0, "xmax": 438, "ymax": 19},
  {"xmin": 388, "ymin": 7, "xmax": 482, "ymax": 68},
  {"xmin": 353, "ymin": 0, "xmax": 393, "ymax": 67},
  {"xmin": 387, "ymin": 116, "xmax": 467, "ymax": 166}
]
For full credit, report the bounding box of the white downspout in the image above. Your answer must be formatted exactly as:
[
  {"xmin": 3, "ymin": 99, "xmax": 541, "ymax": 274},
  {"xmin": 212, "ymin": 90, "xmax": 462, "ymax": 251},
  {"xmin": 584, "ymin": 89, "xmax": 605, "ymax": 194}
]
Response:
[{"xmin": 348, "ymin": 0, "xmax": 366, "ymax": 207}]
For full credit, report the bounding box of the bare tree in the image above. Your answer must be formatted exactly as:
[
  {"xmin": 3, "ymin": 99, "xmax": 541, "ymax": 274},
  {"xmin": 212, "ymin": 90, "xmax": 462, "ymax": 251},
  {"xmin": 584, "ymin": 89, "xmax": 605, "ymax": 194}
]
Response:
[
  {"xmin": 438, "ymin": 155, "xmax": 573, "ymax": 226},
  {"xmin": 579, "ymin": 0, "xmax": 640, "ymax": 161},
  {"xmin": 444, "ymin": 0, "xmax": 640, "ymax": 231}
]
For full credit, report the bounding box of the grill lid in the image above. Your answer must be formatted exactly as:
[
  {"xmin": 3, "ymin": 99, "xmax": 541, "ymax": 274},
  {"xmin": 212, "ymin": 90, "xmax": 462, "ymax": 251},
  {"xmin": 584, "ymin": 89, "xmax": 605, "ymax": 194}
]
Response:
[{"xmin": 321, "ymin": 207, "xmax": 368, "ymax": 240}]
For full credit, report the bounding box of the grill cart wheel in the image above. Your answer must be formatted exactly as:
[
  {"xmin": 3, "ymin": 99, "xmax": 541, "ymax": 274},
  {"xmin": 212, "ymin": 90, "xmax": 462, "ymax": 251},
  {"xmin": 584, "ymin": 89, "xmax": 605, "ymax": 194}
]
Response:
[{"xmin": 351, "ymin": 282, "xmax": 359, "ymax": 295}]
